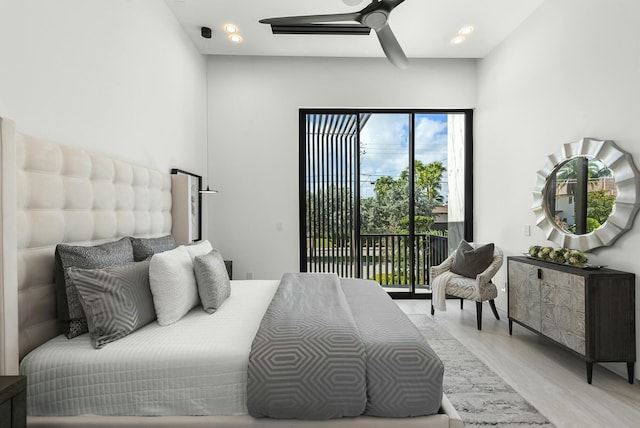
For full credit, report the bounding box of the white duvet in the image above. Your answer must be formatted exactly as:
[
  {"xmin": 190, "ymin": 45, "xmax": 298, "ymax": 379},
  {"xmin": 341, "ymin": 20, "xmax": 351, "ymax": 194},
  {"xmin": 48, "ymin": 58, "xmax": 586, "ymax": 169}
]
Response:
[{"xmin": 20, "ymin": 280, "xmax": 280, "ymax": 416}]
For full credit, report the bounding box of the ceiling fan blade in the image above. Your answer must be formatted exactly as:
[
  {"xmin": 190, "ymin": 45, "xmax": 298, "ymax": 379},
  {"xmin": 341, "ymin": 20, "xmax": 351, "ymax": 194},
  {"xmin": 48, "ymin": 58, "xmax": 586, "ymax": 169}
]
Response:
[
  {"xmin": 383, "ymin": 0, "xmax": 407, "ymax": 9},
  {"xmin": 375, "ymin": 24, "xmax": 408, "ymax": 69},
  {"xmin": 269, "ymin": 24, "xmax": 370, "ymax": 36},
  {"xmin": 259, "ymin": 12, "xmax": 360, "ymax": 26},
  {"xmin": 260, "ymin": 1, "xmax": 409, "ymax": 68},
  {"xmin": 360, "ymin": 0, "xmax": 406, "ymax": 15}
]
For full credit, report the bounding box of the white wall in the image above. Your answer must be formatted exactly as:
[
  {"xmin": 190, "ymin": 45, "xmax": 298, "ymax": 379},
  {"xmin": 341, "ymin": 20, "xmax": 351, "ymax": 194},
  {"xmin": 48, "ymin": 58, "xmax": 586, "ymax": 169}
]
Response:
[
  {"xmin": 476, "ymin": 0, "xmax": 640, "ymax": 380},
  {"xmin": 0, "ymin": 0, "xmax": 207, "ymax": 175},
  {"xmin": 0, "ymin": 0, "xmax": 207, "ymax": 374},
  {"xmin": 207, "ymin": 55, "xmax": 477, "ymax": 280}
]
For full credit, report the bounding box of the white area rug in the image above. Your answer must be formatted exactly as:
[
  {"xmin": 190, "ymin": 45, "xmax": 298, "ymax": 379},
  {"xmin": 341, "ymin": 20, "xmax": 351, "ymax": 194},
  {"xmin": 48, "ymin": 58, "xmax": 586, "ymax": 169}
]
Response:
[{"xmin": 408, "ymin": 314, "xmax": 555, "ymax": 427}]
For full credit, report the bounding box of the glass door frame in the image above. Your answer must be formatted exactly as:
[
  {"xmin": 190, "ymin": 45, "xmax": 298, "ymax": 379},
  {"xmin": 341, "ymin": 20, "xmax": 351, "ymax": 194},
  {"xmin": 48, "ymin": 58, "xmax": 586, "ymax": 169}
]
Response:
[{"xmin": 299, "ymin": 108, "xmax": 474, "ymax": 299}]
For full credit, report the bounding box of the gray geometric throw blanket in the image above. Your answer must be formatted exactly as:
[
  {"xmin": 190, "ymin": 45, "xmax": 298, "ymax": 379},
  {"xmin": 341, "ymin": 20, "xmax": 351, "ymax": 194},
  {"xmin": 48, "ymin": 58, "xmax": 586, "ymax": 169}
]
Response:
[
  {"xmin": 247, "ymin": 273, "xmax": 366, "ymax": 419},
  {"xmin": 247, "ymin": 273, "xmax": 444, "ymax": 420},
  {"xmin": 340, "ymin": 277, "xmax": 444, "ymax": 417}
]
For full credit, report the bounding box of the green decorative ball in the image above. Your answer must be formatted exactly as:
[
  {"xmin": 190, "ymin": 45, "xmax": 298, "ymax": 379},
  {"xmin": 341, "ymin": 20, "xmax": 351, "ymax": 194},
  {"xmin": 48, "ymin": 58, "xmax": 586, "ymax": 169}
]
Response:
[{"xmin": 528, "ymin": 246, "xmax": 587, "ymax": 266}]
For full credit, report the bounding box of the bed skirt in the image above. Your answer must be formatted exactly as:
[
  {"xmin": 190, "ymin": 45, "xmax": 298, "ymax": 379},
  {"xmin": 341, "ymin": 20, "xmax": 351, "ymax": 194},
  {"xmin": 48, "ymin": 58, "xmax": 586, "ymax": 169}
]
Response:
[{"xmin": 26, "ymin": 393, "xmax": 463, "ymax": 428}]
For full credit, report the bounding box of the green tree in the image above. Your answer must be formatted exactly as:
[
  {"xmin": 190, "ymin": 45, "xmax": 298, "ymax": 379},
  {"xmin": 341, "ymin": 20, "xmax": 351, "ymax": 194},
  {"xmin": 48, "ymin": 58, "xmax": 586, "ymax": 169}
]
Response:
[
  {"xmin": 366, "ymin": 177, "xmax": 408, "ymax": 233},
  {"xmin": 361, "ymin": 160, "xmax": 446, "ymax": 234},
  {"xmin": 556, "ymin": 158, "xmax": 612, "ymax": 196},
  {"xmin": 401, "ymin": 160, "xmax": 446, "ymax": 203},
  {"xmin": 373, "ymin": 176, "xmax": 395, "ymax": 200},
  {"xmin": 586, "ymin": 189, "xmax": 615, "ymax": 228},
  {"xmin": 306, "ymin": 185, "xmax": 354, "ymax": 246},
  {"xmin": 400, "ymin": 215, "xmax": 434, "ymax": 233}
]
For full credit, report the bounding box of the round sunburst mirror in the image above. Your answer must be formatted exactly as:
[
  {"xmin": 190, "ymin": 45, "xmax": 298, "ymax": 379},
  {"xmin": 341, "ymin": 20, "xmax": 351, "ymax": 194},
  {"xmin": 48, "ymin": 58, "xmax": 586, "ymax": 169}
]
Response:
[{"xmin": 532, "ymin": 138, "xmax": 640, "ymax": 251}]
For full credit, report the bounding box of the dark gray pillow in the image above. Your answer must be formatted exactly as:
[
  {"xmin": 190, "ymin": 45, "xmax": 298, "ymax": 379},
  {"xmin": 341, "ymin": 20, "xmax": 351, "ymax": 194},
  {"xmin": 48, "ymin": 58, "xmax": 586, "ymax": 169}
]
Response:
[
  {"xmin": 450, "ymin": 240, "xmax": 495, "ymax": 279},
  {"xmin": 54, "ymin": 237, "xmax": 134, "ymax": 338},
  {"xmin": 194, "ymin": 249, "xmax": 231, "ymax": 314},
  {"xmin": 130, "ymin": 235, "xmax": 176, "ymax": 262},
  {"xmin": 68, "ymin": 260, "xmax": 155, "ymax": 349}
]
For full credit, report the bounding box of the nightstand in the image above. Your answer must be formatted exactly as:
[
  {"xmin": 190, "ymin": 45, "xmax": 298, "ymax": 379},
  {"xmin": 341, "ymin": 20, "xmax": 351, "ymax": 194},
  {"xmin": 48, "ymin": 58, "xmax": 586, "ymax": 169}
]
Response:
[{"xmin": 0, "ymin": 376, "xmax": 26, "ymax": 428}]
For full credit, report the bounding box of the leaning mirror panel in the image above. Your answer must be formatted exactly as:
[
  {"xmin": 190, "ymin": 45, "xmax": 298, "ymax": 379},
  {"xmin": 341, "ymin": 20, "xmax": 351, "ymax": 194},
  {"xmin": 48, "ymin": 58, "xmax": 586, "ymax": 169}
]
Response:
[{"xmin": 532, "ymin": 138, "xmax": 640, "ymax": 251}]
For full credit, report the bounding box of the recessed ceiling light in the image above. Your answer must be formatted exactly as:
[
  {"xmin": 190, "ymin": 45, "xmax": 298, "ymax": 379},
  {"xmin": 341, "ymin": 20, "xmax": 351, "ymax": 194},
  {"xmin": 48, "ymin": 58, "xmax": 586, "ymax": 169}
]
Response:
[
  {"xmin": 228, "ymin": 34, "xmax": 243, "ymax": 43},
  {"xmin": 451, "ymin": 36, "xmax": 466, "ymax": 45},
  {"xmin": 224, "ymin": 24, "xmax": 238, "ymax": 34},
  {"xmin": 458, "ymin": 26, "xmax": 474, "ymax": 36}
]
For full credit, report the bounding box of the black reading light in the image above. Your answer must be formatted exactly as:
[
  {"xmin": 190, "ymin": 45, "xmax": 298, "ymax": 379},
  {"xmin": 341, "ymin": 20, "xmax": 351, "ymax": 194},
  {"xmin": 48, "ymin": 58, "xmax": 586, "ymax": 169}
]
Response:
[
  {"xmin": 199, "ymin": 25, "xmax": 217, "ymax": 194},
  {"xmin": 200, "ymin": 110, "xmax": 218, "ymax": 195}
]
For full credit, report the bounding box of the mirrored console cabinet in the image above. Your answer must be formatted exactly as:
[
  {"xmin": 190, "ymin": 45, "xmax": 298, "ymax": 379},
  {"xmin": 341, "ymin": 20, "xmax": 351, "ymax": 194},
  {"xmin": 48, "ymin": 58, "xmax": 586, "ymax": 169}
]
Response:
[{"xmin": 507, "ymin": 256, "xmax": 636, "ymax": 384}]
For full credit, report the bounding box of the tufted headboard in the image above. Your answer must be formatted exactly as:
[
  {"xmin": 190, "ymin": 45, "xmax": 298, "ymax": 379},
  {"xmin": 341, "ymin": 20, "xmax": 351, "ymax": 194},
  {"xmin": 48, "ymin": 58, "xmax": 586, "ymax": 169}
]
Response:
[{"xmin": 0, "ymin": 117, "xmax": 173, "ymax": 374}]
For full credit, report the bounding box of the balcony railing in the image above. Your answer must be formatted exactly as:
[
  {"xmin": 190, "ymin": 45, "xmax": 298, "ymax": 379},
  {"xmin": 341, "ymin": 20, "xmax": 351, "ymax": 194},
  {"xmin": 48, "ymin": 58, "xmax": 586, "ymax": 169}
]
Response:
[{"xmin": 306, "ymin": 233, "xmax": 449, "ymax": 291}]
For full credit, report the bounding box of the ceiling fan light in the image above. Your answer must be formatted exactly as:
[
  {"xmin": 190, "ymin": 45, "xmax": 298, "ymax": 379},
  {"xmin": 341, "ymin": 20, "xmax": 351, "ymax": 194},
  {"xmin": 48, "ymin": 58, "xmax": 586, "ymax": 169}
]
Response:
[
  {"xmin": 363, "ymin": 11, "xmax": 388, "ymax": 30},
  {"xmin": 458, "ymin": 26, "xmax": 474, "ymax": 36},
  {"xmin": 451, "ymin": 35, "xmax": 466, "ymax": 45},
  {"xmin": 228, "ymin": 34, "xmax": 243, "ymax": 43}
]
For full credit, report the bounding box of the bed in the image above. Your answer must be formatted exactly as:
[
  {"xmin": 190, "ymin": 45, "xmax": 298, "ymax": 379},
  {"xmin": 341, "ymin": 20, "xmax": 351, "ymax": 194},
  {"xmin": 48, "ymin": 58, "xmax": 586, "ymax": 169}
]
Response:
[{"xmin": 0, "ymin": 116, "xmax": 463, "ymax": 427}]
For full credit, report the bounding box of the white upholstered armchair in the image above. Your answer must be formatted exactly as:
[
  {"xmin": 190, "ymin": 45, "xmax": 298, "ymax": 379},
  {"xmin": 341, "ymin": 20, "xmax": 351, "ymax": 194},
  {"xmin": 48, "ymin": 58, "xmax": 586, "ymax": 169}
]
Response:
[{"xmin": 430, "ymin": 242, "xmax": 504, "ymax": 330}]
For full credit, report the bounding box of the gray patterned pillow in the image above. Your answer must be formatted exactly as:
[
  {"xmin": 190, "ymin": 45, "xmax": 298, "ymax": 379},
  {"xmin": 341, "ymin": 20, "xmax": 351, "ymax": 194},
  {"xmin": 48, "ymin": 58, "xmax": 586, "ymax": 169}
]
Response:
[
  {"xmin": 450, "ymin": 240, "xmax": 495, "ymax": 279},
  {"xmin": 54, "ymin": 237, "xmax": 135, "ymax": 338},
  {"xmin": 68, "ymin": 260, "xmax": 155, "ymax": 349},
  {"xmin": 194, "ymin": 249, "xmax": 231, "ymax": 314},
  {"xmin": 130, "ymin": 235, "xmax": 176, "ymax": 262}
]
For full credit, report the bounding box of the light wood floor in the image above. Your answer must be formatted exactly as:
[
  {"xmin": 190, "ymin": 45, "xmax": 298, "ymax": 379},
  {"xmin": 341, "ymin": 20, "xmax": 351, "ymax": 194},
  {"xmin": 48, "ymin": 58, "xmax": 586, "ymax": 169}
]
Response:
[{"xmin": 396, "ymin": 299, "xmax": 640, "ymax": 428}]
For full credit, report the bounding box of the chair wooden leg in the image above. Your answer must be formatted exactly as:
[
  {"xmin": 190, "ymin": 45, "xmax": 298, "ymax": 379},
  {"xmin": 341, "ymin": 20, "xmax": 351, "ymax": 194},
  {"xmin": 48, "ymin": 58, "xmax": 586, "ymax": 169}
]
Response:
[
  {"xmin": 476, "ymin": 302, "xmax": 482, "ymax": 330},
  {"xmin": 460, "ymin": 299, "xmax": 464, "ymax": 310},
  {"xmin": 489, "ymin": 299, "xmax": 500, "ymax": 320}
]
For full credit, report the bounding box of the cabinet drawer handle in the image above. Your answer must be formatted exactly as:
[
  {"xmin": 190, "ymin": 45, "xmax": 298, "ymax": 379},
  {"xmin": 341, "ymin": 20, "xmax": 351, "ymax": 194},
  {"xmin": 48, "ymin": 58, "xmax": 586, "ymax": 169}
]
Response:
[{"xmin": 537, "ymin": 268, "xmax": 542, "ymax": 279}]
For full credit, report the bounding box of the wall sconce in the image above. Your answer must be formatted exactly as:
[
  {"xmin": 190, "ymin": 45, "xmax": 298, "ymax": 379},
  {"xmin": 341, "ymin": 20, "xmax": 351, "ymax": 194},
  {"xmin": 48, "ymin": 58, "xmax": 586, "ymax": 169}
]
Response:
[{"xmin": 200, "ymin": 186, "xmax": 218, "ymax": 194}]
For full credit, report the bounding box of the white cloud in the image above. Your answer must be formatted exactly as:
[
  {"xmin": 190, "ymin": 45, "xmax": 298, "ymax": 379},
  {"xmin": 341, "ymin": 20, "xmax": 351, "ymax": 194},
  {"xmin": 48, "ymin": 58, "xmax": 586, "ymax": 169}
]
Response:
[
  {"xmin": 359, "ymin": 114, "xmax": 450, "ymax": 200},
  {"xmin": 360, "ymin": 114, "xmax": 409, "ymax": 181},
  {"xmin": 415, "ymin": 116, "xmax": 448, "ymax": 165}
]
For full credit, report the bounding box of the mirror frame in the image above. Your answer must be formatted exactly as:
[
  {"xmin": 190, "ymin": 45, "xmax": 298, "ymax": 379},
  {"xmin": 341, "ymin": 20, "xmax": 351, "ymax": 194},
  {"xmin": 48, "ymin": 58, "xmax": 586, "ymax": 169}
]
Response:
[{"xmin": 532, "ymin": 138, "xmax": 640, "ymax": 251}]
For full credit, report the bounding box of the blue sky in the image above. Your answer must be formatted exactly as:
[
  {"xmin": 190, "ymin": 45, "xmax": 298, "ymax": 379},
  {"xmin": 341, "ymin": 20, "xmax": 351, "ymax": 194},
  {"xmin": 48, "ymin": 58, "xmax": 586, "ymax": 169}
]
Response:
[{"xmin": 360, "ymin": 113, "xmax": 449, "ymax": 201}]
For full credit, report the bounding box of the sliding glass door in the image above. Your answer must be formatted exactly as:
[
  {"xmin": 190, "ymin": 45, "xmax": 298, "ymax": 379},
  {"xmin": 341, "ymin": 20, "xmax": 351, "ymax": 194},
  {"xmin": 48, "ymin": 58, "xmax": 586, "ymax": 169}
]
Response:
[
  {"xmin": 300, "ymin": 109, "xmax": 472, "ymax": 298},
  {"xmin": 359, "ymin": 113, "xmax": 411, "ymax": 295}
]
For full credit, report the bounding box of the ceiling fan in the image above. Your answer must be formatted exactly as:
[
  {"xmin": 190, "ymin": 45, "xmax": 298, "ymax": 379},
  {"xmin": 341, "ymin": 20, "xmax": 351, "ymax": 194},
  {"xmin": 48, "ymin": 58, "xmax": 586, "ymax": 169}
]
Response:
[{"xmin": 259, "ymin": 0, "xmax": 409, "ymax": 69}]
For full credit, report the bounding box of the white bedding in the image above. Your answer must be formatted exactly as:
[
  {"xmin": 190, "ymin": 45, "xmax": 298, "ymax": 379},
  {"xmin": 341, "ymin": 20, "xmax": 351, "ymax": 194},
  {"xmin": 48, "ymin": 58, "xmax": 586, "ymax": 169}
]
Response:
[{"xmin": 20, "ymin": 280, "xmax": 280, "ymax": 417}]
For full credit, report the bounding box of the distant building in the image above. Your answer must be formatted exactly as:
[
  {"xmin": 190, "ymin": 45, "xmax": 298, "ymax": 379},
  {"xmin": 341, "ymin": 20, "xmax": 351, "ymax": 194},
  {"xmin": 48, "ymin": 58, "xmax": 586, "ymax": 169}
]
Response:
[
  {"xmin": 432, "ymin": 206, "xmax": 448, "ymax": 231},
  {"xmin": 554, "ymin": 177, "xmax": 616, "ymax": 226}
]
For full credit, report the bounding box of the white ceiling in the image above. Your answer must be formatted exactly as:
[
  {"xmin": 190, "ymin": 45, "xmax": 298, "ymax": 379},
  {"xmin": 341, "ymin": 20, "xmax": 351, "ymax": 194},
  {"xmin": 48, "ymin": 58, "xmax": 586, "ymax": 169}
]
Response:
[{"xmin": 165, "ymin": 0, "xmax": 544, "ymax": 60}]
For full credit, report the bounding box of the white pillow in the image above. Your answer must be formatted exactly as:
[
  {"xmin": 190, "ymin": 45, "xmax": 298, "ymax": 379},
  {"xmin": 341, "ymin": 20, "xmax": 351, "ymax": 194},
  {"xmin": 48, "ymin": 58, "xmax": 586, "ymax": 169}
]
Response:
[
  {"xmin": 186, "ymin": 240, "xmax": 213, "ymax": 262},
  {"xmin": 149, "ymin": 245, "xmax": 199, "ymax": 326}
]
